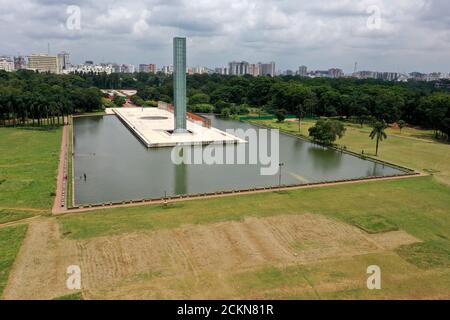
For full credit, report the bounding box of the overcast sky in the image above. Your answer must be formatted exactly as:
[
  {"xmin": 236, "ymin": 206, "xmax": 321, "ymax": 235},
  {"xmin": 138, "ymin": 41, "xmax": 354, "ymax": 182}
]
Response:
[{"xmin": 1, "ymin": 0, "xmax": 449, "ymax": 73}]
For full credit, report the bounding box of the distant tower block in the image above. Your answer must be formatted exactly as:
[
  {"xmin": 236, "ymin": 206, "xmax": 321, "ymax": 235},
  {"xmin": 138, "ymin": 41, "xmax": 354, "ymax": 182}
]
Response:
[{"xmin": 173, "ymin": 37, "xmax": 188, "ymax": 133}]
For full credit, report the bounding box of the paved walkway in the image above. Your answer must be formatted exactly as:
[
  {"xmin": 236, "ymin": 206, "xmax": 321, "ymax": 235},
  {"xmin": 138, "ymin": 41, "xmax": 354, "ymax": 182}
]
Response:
[
  {"xmin": 52, "ymin": 119, "xmax": 68, "ymax": 214},
  {"xmin": 53, "ymin": 172, "xmax": 427, "ymax": 216}
]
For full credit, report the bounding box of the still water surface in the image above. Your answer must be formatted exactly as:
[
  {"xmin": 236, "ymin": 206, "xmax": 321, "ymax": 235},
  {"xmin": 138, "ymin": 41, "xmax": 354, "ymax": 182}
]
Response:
[{"xmin": 73, "ymin": 115, "xmax": 405, "ymax": 205}]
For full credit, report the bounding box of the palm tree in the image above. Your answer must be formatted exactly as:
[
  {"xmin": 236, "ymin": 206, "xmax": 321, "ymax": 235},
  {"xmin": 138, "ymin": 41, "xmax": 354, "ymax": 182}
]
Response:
[
  {"xmin": 397, "ymin": 120, "xmax": 406, "ymax": 134},
  {"xmin": 370, "ymin": 121, "xmax": 388, "ymax": 156},
  {"xmin": 296, "ymin": 104, "xmax": 304, "ymax": 132}
]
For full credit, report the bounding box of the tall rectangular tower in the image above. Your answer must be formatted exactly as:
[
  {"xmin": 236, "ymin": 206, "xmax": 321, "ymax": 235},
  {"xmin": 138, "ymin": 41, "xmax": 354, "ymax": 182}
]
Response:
[{"xmin": 173, "ymin": 37, "xmax": 187, "ymax": 133}]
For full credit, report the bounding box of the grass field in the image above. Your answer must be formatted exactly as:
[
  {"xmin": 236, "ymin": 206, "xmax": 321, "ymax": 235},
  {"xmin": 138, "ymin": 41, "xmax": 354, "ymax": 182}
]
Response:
[
  {"xmin": 58, "ymin": 176, "xmax": 450, "ymax": 242},
  {"xmin": 250, "ymin": 119, "xmax": 450, "ymax": 185},
  {"xmin": 52, "ymin": 176, "xmax": 450, "ymax": 299},
  {"xmin": 0, "ymin": 126, "xmax": 61, "ymax": 221},
  {"xmin": 1, "ymin": 120, "xmax": 450, "ymax": 299},
  {"xmin": 0, "ymin": 225, "xmax": 28, "ymax": 297}
]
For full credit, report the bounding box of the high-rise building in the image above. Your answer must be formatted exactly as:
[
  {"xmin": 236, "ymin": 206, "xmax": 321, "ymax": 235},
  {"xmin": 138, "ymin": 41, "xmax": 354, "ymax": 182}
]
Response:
[
  {"xmin": 28, "ymin": 54, "xmax": 59, "ymax": 74},
  {"xmin": 69, "ymin": 63, "xmax": 113, "ymax": 74},
  {"xmin": 214, "ymin": 67, "xmax": 228, "ymax": 75},
  {"xmin": 139, "ymin": 64, "xmax": 157, "ymax": 73},
  {"xmin": 162, "ymin": 65, "xmax": 174, "ymax": 75},
  {"xmin": 111, "ymin": 63, "xmax": 121, "ymax": 73},
  {"xmin": 149, "ymin": 64, "xmax": 156, "ymax": 73},
  {"xmin": 57, "ymin": 52, "xmax": 71, "ymax": 73},
  {"xmin": 14, "ymin": 56, "xmax": 27, "ymax": 70},
  {"xmin": 228, "ymin": 61, "xmax": 249, "ymax": 76},
  {"xmin": 0, "ymin": 56, "xmax": 14, "ymax": 72},
  {"xmin": 328, "ymin": 68, "xmax": 344, "ymax": 78},
  {"xmin": 298, "ymin": 65, "xmax": 307, "ymax": 77},
  {"xmin": 249, "ymin": 64, "xmax": 260, "ymax": 77},
  {"xmin": 121, "ymin": 64, "xmax": 135, "ymax": 73},
  {"xmin": 258, "ymin": 62, "xmax": 276, "ymax": 77},
  {"xmin": 173, "ymin": 37, "xmax": 187, "ymax": 133},
  {"xmin": 139, "ymin": 64, "xmax": 150, "ymax": 73}
]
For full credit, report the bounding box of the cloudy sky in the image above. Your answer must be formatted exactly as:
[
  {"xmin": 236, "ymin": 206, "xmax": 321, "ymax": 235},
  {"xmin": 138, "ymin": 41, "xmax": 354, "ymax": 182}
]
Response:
[{"xmin": 1, "ymin": 0, "xmax": 449, "ymax": 73}]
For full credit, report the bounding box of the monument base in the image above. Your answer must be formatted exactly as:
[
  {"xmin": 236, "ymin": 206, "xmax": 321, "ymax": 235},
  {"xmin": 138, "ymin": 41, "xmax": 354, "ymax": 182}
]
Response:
[{"xmin": 112, "ymin": 108, "xmax": 245, "ymax": 148}]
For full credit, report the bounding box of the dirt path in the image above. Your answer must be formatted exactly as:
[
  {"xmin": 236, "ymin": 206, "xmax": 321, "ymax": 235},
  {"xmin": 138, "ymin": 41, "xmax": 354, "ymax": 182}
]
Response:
[
  {"xmin": 0, "ymin": 216, "xmax": 41, "ymax": 229},
  {"xmin": 2, "ymin": 218, "xmax": 78, "ymax": 300}
]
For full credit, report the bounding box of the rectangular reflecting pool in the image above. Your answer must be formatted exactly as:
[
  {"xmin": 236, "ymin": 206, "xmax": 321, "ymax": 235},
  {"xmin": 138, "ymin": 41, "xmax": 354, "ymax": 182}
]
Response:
[{"xmin": 73, "ymin": 115, "xmax": 408, "ymax": 206}]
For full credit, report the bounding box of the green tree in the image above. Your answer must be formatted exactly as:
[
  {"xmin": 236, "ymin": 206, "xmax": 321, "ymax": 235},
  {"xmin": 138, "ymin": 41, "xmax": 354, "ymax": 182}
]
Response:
[
  {"xmin": 113, "ymin": 95, "xmax": 126, "ymax": 107},
  {"xmin": 275, "ymin": 109, "xmax": 287, "ymax": 122},
  {"xmin": 221, "ymin": 108, "xmax": 231, "ymax": 118},
  {"xmin": 296, "ymin": 104, "xmax": 305, "ymax": 132},
  {"xmin": 397, "ymin": 120, "xmax": 406, "ymax": 134},
  {"xmin": 369, "ymin": 121, "xmax": 388, "ymax": 156},
  {"xmin": 308, "ymin": 119, "xmax": 346, "ymax": 145},
  {"xmin": 189, "ymin": 93, "xmax": 210, "ymax": 105}
]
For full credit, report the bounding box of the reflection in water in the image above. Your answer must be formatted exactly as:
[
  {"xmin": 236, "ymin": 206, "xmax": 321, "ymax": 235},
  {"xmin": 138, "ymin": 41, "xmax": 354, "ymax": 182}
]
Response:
[
  {"xmin": 175, "ymin": 163, "xmax": 187, "ymax": 195},
  {"xmin": 366, "ymin": 162, "xmax": 387, "ymax": 177},
  {"xmin": 307, "ymin": 145, "xmax": 343, "ymax": 172},
  {"xmin": 73, "ymin": 115, "xmax": 406, "ymax": 205}
]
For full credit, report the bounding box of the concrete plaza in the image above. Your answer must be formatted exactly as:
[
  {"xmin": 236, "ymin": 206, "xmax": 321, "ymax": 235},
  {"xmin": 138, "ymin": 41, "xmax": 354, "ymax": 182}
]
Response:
[{"xmin": 112, "ymin": 107, "xmax": 245, "ymax": 147}]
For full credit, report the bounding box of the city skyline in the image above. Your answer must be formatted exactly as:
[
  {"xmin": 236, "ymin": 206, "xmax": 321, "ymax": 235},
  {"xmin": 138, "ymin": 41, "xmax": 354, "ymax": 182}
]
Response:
[
  {"xmin": 1, "ymin": 1, "xmax": 450, "ymax": 74},
  {"xmin": 3, "ymin": 51, "xmax": 450, "ymax": 82}
]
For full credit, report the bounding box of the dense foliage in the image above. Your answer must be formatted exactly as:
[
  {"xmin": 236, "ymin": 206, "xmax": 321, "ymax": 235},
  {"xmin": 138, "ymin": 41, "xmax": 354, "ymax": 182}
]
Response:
[
  {"xmin": 1, "ymin": 70, "xmax": 450, "ymax": 140},
  {"xmin": 0, "ymin": 70, "xmax": 103, "ymax": 126},
  {"xmin": 308, "ymin": 119, "xmax": 347, "ymax": 145},
  {"xmin": 77, "ymin": 71, "xmax": 450, "ymax": 139}
]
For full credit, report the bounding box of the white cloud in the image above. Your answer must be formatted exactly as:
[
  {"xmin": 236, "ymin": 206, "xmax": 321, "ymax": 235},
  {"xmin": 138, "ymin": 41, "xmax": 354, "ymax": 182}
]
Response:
[{"xmin": 0, "ymin": 0, "xmax": 449, "ymax": 72}]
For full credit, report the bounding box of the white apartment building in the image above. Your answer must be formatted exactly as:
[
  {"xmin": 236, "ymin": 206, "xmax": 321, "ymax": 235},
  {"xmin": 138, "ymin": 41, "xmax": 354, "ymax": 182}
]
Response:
[
  {"xmin": 0, "ymin": 57, "xmax": 14, "ymax": 72},
  {"xmin": 67, "ymin": 64, "xmax": 113, "ymax": 74},
  {"xmin": 258, "ymin": 62, "xmax": 276, "ymax": 77},
  {"xmin": 228, "ymin": 61, "xmax": 249, "ymax": 76},
  {"xmin": 28, "ymin": 54, "xmax": 59, "ymax": 74},
  {"xmin": 162, "ymin": 65, "xmax": 174, "ymax": 75},
  {"xmin": 298, "ymin": 65, "xmax": 308, "ymax": 77},
  {"xmin": 57, "ymin": 52, "xmax": 71, "ymax": 73}
]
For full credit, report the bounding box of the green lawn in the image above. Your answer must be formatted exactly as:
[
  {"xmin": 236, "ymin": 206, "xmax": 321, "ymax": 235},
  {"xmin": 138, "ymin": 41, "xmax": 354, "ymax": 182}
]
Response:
[
  {"xmin": 0, "ymin": 225, "xmax": 28, "ymax": 297},
  {"xmin": 58, "ymin": 176, "xmax": 450, "ymax": 299},
  {"xmin": 0, "ymin": 210, "xmax": 33, "ymax": 224},
  {"xmin": 250, "ymin": 119, "xmax": 450, "ymax": 185},
  {"xmin": 0, "ymin": 127, "xmax": 61, "ymax": 219},
  {"xmin": 59, "ymin": 176, "xmax": 450, "ymax": 244},
  {"xmin": 1, "ymin": 121, "xmax": 450, "ymax": 299},
  {"xmin": 53, "ymin": 292, "xmax": 83, "ymax": 300}
]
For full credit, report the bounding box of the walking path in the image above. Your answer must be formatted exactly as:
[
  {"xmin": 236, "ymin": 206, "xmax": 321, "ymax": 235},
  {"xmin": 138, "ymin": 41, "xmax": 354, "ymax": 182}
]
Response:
[
  {"xmin": 0, "ymin": 216, "xmax": 41, "ymax": 229},
  {"xmin": 53, "ymin": 172, "xmax": 427, "ymax": 216},
  {"xmin": 52, "ymin": 119, "xmax": 68, "ymax": 214}
]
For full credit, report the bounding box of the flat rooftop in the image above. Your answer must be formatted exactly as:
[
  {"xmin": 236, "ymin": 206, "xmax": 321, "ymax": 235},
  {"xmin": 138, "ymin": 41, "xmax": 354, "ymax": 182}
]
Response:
[{"xmin": 112, "ymin": 107, "xmax": 245, "ymax": 147}]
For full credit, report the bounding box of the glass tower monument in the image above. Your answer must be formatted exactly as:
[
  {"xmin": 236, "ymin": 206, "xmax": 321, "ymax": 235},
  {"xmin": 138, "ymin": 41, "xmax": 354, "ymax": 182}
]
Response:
[{"xmin": 173, "ymin": 37, "xmax": 188, "ymax": 133}]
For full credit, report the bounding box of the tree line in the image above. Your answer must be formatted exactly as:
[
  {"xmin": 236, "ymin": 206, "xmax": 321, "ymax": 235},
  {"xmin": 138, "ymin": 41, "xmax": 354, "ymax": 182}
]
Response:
[
  {"xmin": 1, "ymin": 70, "xmax": 449, "ymax": 140},
  {"xmin": 81, "ymin": 71, "xmax": 450, "ymax": 140},
  {"xmin": 0, "ymin": 70, "xmax": 103, "ymax": 126}
]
